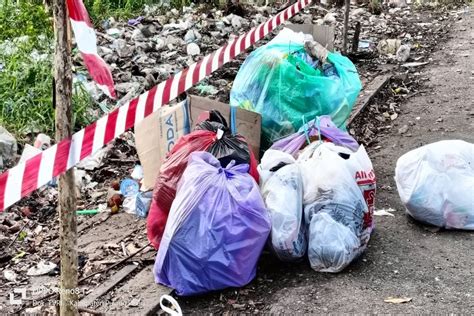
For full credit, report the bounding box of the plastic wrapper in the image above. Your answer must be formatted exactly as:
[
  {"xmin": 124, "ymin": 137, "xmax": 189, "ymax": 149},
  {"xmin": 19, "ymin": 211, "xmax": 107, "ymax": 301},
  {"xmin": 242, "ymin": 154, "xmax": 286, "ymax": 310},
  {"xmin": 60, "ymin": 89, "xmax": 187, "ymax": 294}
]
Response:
[
  {"xmin": 230, "ymin": 28, "xmax": 362, "ymax": 149},
  {"xmin": 270, "ymin": 115, "xmax": 359, "ymax": 156},
  {"xmin": 258, "ymin": 149, "xmax": 306, "ymax": 261},
  {"xmin": 154, "ymin": 152, "xmax": 271, "ymax": 295},
  {"xmin": 395, "ymin": 140, "xmax": 474, "ymax": 230},
  {"xmin": 298, "ymin": 142, "xmax": 373, "ymax": 272},
  {"xmin": 147, "ymin": 111, "xmax": 259, "ymax": 250}
]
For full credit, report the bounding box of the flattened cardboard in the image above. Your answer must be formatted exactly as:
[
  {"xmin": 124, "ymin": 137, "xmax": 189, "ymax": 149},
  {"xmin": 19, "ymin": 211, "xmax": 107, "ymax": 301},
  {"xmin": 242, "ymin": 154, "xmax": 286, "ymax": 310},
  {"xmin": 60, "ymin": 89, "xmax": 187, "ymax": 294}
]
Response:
[
  {"xmin": 287, "ymin": 24, "xmax": 335, "ymax": 51},
  {"xmin": 188, "ymin": 95, "xmax": 261, "ymax": 160}
]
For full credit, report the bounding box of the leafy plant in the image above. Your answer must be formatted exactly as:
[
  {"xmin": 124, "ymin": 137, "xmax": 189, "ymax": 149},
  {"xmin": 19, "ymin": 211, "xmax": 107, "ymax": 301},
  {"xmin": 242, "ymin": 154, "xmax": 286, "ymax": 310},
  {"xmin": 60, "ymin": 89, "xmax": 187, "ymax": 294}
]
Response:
[
  {"xmin": 0, "ymin": 1, "xmax": 52, "ymax": 41},
  {"xmin": 0, "ymin": 2, "xmax": 97, "ymax": 143}
]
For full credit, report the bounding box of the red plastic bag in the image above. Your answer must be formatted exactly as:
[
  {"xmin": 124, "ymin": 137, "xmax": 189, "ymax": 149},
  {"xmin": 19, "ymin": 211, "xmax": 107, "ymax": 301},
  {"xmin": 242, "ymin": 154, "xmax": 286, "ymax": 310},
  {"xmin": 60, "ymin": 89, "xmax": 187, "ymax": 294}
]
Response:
[{"xmin": 147, "ymin": 111, "xmax": 259, "ymax": 249}]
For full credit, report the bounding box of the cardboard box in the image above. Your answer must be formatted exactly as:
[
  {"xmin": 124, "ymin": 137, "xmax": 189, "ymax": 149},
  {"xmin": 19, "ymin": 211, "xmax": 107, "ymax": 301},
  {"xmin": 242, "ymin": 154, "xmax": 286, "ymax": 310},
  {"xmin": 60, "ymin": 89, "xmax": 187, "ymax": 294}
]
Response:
[
  {"xmin": 135, "ymin": 100, "xmax": 190, "ymax": 190},
  {"xmin": 287, "ymin": 24, "xmax": 335, "ymax": 51},
  {"xmin": 135, "ymin": 96, "xmax": 261, "ymax": 190},
  {"xmin": 188, "ymin": 95, "xmax": 261, "ymax": 160}
]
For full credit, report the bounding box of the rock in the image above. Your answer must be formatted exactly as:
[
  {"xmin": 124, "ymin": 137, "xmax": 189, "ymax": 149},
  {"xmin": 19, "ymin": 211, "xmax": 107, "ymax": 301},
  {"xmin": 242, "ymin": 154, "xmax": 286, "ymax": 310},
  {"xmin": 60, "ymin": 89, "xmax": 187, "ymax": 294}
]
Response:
[
  {"xmin": 389, "ymin": 0, "xmax": 407, "ymax": 8},
  {"xmin": 231, "ymin": 15, "xmax": 242, "ymax": 29},
  {"xmin": 139, "ymin": 25, "xmax": 156, "ymax": 38},
  {"xmin": 112, "ymin": 39, "xmax": 133, "ymax": 58},
  {"xmin": 34, "ymin": 225, "xmax": 43, "ymax": 235},
  {"xmin": 162, "ymin": 20, "xmax": 191, "ymax": 31},
  {"xmin": 98, "ymin": 46, "xmax": 113, "ymax": 55},
  {"xmin": 187, "ymin": 42, "xmax": 200, "ymax": 56},
  {"xmin": 0, "ymin": 126, "xmax": 17, "ymax": 168},
  {"xmin": 396, "ymin": 44, "xmax": 411, "ymax": 62},
  {"xmin": 351, "ymin": 8, "xmax": 366, "ymax": 17},
  {"xmin": 106, "ymin": 28, "xmax": 123, "ymax": 38},
  {"xmin": 323, "ymin": 13, "xmax": 337, "ymax": 25},
  {"xmin": 0, "ymin": 224, "xmax": 8, "ymax": 233},
  {"xmin": 115, "ymin": 82, "xmax": 141, "ymax": 94},
  {"xmin": 222, "ymin": 15, "xmax": 231, "ymax": 25},
  {"xmin": 128, "ymin": 297, "xmax": 141, "ymax": 307},
  {"xmin": 398, "ymin": 125, "xmax": 409, "ymax": 134},
  {"xmin": 132, "ymin": 28, "xmax": 145, "ymax": 41},
  {"xmin": 155, "ymin": 38, "xmax": 166, "ymax": 51},
  {"xmin": 170, "ymin": 8, "xmax": 179, "ymax": 16},
  {"xmin": 8, "ymin": 222, "xmax": 21, "ymax": 233},
  {"xmin": 165, "ymin": 35, "xmax": 182, "ymax": 46}
]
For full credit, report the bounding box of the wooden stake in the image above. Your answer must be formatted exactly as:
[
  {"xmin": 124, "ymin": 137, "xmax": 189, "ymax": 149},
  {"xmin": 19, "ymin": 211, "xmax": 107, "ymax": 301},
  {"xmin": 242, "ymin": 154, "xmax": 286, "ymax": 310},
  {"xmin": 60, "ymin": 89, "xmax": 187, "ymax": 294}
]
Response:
[
  {"xmin": 342, "ymin": 0, "xmax": 350, "ymax": 54},
  {"xmin": 53, "ymin": 0, "xmax": 78, "ymax": 315},
  {"xmin": 352, "ymin": 21, "xmax": 361, "ymax": 54}
]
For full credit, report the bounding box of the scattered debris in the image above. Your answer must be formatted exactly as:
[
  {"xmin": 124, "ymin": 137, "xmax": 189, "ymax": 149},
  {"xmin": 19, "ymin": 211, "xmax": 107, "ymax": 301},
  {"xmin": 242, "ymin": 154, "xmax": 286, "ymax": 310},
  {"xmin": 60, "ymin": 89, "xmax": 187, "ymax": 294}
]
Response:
[
  {"xmin": 128, "ymin": 297, "xmax": 141, "ymax": 307},
  {"xmin": 377, "ymin": 39, "xmax": 401, "ymax": 56},
  {"xmin": 0, "ymin": 126, "xmax": 17, "ymax": 169},
  {"xmin": 402, "ymin": 61, "xmax": 429, "ymax": 68},
  {"xmin": 3, "ymin": 269, "xmax": 18, "ymax": 282},
  {"xmin": 374, "ymin": 208, "xmax": 396, "ymax": 217},
  {"xmin": 384, "ymin": 297, "xmax": 413, "ymax": 304},
  {"xmin": 27, "ymin": 261, "xmax": 57, "ymax": 276},
  {"xmin": 396, "ymin": 45, "xmax": 411, "ymax": 62},
  {"xmin": 398, "ymin": 125, "xmax": 409, "ymax": 134}
]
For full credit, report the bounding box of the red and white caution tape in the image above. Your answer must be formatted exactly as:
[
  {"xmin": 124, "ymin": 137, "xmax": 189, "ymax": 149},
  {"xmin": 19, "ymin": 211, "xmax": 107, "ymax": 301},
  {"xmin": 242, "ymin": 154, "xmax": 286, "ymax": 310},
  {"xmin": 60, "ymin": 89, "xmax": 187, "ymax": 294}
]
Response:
[
  {"xmin": 67, "ymin": 0, "xmax": 117, "ymax": 99},
  {"xmin": 0, "ymin": 0, "xmax": 312, "ymax": 212}
]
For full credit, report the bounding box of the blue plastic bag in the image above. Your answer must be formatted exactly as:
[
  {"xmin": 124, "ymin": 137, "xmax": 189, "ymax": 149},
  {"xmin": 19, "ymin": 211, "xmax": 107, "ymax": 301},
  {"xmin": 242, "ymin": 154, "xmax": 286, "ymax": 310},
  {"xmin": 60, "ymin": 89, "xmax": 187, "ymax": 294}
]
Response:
[{"xmin": 154, "ymin": 152, "xmax": 271, "ymax": 296}]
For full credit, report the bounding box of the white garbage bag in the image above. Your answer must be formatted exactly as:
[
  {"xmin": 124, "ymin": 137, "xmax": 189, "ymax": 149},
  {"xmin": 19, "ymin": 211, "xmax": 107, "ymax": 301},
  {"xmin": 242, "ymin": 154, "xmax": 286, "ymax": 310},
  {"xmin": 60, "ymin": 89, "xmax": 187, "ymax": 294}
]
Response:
[
  {"xmin": 298, "ymin": 142, "xmax": 376, "ymax": 229},
  {"xmin": 395, "ymin": 140, "xmax": 474, "ymax": 230},
  {"xmin": 298, "ymin": 142, "xmax": 373, "ymax": 272},
  {"xmin": 259, "ymin": 149, "xmax": 306, "ymax": 261}
]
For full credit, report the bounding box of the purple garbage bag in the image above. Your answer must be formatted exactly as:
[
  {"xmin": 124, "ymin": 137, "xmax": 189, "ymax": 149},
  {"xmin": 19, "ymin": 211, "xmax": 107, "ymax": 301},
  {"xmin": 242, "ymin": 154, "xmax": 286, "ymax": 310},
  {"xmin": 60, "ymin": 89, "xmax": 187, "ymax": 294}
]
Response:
[
  {"xmin": 271, "ymin": 116, "xmax": 359, "ymax": 155},
  {"xmin": 154, "ymin": 151, "xmax": 271, "ymax": 296}
]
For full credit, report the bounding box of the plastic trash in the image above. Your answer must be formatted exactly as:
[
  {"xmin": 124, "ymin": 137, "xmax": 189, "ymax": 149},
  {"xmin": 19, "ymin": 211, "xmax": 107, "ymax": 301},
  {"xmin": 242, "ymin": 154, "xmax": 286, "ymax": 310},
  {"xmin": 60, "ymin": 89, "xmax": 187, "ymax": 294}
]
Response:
[
  {"xmin": 230, "ymin": 28, "xmax": 362, "ymax": 149},
  {"xmin": 258, "ymin": 149, "xmax": 306, "ymax": 261},
  {"xmin": 147, "ymin": 111, "xmax": 259, "ymax": 250},
  {"xmin": 298, "ymin": 142, "xmax": 373, "ymax": 272},
  {"xmin": 298, "ymin": 142, "xmax": 376, "ymax": 229},
  {"xmin": 154, "ymin": 152, "xmax": 270, "ymax": 296},
  {"xmin": 395, "ymin": 140, "xmax": 474, "ymax": 230},
  {"xmin": 270, "ymin": 116, "xmax": 359, "ymax": 156}
]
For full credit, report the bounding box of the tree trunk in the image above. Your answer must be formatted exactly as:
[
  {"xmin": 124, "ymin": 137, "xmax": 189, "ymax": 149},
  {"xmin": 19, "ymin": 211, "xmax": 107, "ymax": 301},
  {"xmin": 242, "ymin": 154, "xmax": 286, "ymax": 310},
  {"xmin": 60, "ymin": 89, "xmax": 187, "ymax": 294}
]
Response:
[
  {"xmin": 342, "ymin": 0, "xmax": 350, "ymax": 54},
  {"xmin": 52, "ymin": 0, "xmax": 78, "ymax": 315}
]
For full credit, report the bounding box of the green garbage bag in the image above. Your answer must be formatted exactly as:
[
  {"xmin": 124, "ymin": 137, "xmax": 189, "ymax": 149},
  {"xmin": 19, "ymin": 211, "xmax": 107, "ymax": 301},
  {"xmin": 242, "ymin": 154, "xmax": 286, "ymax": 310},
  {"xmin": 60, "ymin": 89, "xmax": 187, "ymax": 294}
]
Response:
[{"xmin": 230, "ymin": 39, "xmax": 362, "ymax": 150}]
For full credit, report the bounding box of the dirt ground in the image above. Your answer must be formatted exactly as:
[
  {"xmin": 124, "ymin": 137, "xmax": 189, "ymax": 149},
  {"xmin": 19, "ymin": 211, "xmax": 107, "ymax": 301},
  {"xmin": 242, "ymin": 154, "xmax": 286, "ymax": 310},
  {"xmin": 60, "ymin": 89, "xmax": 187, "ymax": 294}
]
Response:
[{"xmin": 180, "ymin": 9, "xmax": 474, "ymax": 314}]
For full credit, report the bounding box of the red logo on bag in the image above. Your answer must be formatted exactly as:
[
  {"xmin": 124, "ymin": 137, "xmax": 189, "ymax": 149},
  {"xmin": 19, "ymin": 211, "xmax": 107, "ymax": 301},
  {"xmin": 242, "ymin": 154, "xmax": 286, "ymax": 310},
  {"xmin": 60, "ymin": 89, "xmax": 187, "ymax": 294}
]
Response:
[
  {"xmin": 355, "ymin": 169, "xmax": 376, "ymax": 229},
  {"xmin": 355, "ymin": 169, "xmax": 376, "ymax": 185}
]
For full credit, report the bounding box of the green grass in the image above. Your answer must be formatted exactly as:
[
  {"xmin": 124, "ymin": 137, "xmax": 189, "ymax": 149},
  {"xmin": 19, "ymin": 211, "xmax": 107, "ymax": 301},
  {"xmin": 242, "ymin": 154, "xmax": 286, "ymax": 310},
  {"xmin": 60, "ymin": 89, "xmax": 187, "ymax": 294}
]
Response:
[
  {"xmin": 84, "ymin": 0, "xmax": 195, "ymax": 24},
  {"xmin": 0, "ymin": 2, "xmax": 96, "ymax": 142}
]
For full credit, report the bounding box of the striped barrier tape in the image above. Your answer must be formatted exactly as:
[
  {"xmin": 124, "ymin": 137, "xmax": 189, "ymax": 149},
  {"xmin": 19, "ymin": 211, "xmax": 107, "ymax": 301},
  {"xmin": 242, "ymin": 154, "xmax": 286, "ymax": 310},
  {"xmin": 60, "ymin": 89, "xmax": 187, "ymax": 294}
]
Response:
[{"xmin": 0, "ymin": 0, "xmax": 312, "ymax": 212}]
